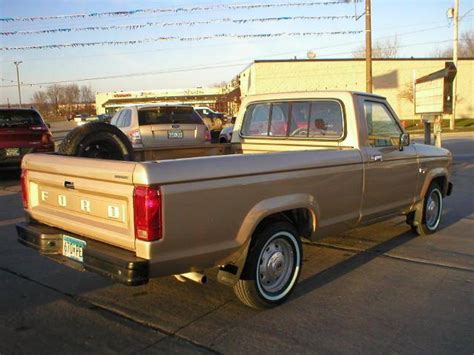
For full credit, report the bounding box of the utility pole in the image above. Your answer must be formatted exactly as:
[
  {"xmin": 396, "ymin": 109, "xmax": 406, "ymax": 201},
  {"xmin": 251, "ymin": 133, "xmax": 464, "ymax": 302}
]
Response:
[
  {"xmin": 365, "ymin": 0, "xmax": 372, "ymax": 93},
  {"xmin": 450, "ymin": 0, "xmax": 459, "ymax": 130},
  {"xmin": 13, "ymin": 61, "xmax": 23, "ymax": 108}
]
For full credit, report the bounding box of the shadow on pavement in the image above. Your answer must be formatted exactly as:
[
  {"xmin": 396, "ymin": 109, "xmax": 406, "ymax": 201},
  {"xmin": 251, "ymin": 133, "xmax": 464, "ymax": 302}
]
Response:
[
  {"xmin": 292, "ymin": 230, "xmax": 416, "ymax": 302},
  {"xmin": 435, "ymin": 161, "xmax": 474, "ymax": 231}
]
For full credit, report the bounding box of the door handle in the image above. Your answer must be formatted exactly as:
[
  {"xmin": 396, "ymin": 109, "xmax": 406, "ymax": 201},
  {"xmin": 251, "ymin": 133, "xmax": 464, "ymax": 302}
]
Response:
[{"xmin": 370, "ymin": 154, "xmax": 383, "ymax": 162}]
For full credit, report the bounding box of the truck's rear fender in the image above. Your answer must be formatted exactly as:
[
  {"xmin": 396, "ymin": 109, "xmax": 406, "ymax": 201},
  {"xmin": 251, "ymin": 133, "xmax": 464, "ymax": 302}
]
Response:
[
  {"xmin": 235, "ymin": 193, "xmax": 319, "ymax": 246},
  {"xmin": 217, "ymin": 194, "xmax": 318, "ymax": 286}
]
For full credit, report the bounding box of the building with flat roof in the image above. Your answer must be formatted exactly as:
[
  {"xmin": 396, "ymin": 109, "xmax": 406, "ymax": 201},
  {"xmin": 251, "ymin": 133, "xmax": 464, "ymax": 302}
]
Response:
[
  {"xmin": 96, "ymin": 58, "xmax": 473, "ymax": 120},
  {"xmin": 95, "ymin": 87, "xmax": 225, "ymax": 115},
  {"xmin": 234, "ymin": 58, "xmax": 473, "ymax": 120}
]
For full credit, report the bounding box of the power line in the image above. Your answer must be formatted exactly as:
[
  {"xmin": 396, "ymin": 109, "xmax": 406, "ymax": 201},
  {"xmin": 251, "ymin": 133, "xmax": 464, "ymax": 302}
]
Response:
[
  {"xmin": 0, "ymin": 1, "xmax": 361, "ymax": 22},
  {"xmin": 1, "ymin": 77, "xmax": 18, "ymax": 84},
  {"xmin": 0, "ymin": 62, "xmax": 250, "ymax": 88},
  {"xmin": 0, "ymin": 38, "xmax": 462, "ymax": 89}
]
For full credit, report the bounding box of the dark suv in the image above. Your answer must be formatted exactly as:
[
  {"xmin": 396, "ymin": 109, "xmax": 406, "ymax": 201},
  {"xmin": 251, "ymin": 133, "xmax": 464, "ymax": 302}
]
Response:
[{"xmin": 0, "ymin": 108, "xmax": 54, "ymax": 168}]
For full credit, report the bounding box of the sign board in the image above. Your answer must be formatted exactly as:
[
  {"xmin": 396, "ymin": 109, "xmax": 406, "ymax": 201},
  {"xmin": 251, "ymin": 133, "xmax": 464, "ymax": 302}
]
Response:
[{"xmin": 414, "ymin": 62, "xmax": 457, "ymax": 115}]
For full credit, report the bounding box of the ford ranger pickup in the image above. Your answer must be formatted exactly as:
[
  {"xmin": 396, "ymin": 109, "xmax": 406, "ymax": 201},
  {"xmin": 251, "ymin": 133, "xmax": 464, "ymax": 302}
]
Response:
[{"xmin": 16, "ymin": 91, "xmax": 453, "ymax": 309}]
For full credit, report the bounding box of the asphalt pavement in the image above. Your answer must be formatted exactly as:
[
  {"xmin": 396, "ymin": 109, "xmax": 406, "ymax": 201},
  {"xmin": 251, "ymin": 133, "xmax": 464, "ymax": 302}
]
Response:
[{"xmin": 0, "ymin": 133, "xmax": 473, "ymax": 354}]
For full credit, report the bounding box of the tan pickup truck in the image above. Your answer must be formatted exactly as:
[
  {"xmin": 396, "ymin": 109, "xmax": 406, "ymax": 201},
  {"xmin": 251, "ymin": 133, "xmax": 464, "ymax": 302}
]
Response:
[{"xmin": 16, "ymin": 91, "xmax": 453, "ymax": 309}]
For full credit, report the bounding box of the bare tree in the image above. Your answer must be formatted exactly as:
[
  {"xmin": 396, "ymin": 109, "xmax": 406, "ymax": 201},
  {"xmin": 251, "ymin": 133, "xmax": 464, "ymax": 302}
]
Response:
[
  {"xmin": 80, "ymin": 85, "xmax": 95, "ymax": 103},
  {"xmin": 32, "ymin": 91, "xmax": 50, "ymax": 116},
  {"xmin": 60, "ymin": 84, "xmax": 80, "ymax": 118},
  {"xmin": 398, "ymin": 83, "xmax": 414, "ymax": 103},
  {"xmin": 31, "ymin": 83, "xmax": 95, "ymax": 120},
  {"xmin": 46, "ymin": 84, "xmax": 63, "ymax": 114},
  {"xmin": 432, "ymin": 30, "xmax": 474, "ymax": 58},
  {"xmin": 460, "ymin": 30, "xmax": 474, "ymax": 57},
  {"xmin": 79, "ymin": 85, "xmax": 96, "ymax": 115},
  {"xmin": 353, "ymin": 37, "xmax": 400, "ymax": 58},
  {"xmin": 63, "ymin": 84, "xmax": 80, "ymax": 104}
]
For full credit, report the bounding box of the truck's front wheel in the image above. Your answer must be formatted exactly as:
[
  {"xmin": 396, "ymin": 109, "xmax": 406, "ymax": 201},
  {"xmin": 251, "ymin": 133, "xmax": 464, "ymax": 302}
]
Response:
[
  {"xmin": 234, "ymin": 221, "xmax": 302, "ymax": 309},
  {"xmin": 409, "ymin": 183, "xmax": 444, "ymax": 236}
]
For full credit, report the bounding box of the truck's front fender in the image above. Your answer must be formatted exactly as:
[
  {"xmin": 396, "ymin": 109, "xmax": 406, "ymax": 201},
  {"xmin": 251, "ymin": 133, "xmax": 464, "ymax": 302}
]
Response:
[{"xmin": 419, "ymin": 168, "xmax": 449, "ymax": 201}]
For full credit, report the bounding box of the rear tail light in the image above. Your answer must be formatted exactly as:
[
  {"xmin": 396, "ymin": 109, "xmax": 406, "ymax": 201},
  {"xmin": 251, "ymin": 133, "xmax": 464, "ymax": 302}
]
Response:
[
  {"xmin": 129, "ymin": 130, "xmax": 143, "ymax": 145},
  {"xmin": 204, "ymin": 128, "xmax": 211, "ymax": 142},
  {"xmin": 20, "ymin": 169, "xmax": 29, "ymax": 209},
  {"xmin": 133, "ymin": 186, "xmax": 162, "ymax": 241},
  {"xmin": 41, "ymin": 132, "xmax": 53, "ymax": 146}
]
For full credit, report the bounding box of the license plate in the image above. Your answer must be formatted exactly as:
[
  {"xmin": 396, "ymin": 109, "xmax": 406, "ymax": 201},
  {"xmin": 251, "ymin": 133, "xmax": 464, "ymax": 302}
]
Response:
[
  {"xmin": 168, "ymin": 130, "xmax": 183, "ymax": 139},
  {"xmin": 62, "ymin": 235, "xmax": 86, "ymax": 263},
  {"xmin": 5, "ymin": 148, "xmax": 20, "ymax": 157}
]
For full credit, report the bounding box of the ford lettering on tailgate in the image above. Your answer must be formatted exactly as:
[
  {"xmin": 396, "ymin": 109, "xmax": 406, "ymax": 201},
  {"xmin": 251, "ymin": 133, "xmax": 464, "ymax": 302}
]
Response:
[{"xmin": 37, "ymin": 185, "xmax": 126, "ymax": 223}]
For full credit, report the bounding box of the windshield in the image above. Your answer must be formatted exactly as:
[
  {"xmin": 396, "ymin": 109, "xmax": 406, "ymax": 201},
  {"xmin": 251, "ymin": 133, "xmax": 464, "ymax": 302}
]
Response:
[
  {"xmin": 0, "ymin": 110, "xmax": 43, "ymax": 128},
  {"xmin": 138, "ymin": 106, "xmax": 203, "ymax": 125}
]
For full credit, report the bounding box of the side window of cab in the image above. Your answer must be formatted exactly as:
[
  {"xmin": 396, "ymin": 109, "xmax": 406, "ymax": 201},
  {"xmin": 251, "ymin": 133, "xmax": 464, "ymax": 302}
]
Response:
[{"xmin": 364, "ymin": 101, "xmax": 402, "ymax": 147}]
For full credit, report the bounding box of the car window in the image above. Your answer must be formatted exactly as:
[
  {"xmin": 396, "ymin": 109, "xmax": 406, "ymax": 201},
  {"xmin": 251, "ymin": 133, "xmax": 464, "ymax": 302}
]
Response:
[
  {"xmin": 364, "ymin": 101, "xmax": 402, "ymax": 147},
  {"xmin": 308, "ymin": 101, "xmax": 344, "ymax": 138},
  {"xmin": 115, "ymin": 111, "xmax": 126, "ymax": 127},
  {"xmin": 121, "ymin": 110, "xmax": 132, "ymax": 127},
  {"xmin": 241, "ymin": 103, "xmax": 271, "ymax": 136},
  {"xmin": 0, "ymin": 110, "xmax": 43, "ymax": 128},
  {"xmin": 138, "ymin": 107, "xmax": 202, "ymax": 125},
  {"xmin": 110, "ymin": 111, "xmax": 120, "ymax": 126},
  {"xmin": 269, "ymin": 103, "xmax": 289, "ymax": 137}
]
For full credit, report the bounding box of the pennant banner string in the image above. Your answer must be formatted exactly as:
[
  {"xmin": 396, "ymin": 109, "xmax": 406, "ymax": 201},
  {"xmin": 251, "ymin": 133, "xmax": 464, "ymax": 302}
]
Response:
[
  {"xmin": 0, "ymin": 15, "xmax": 357, "ymax": 36},
  {"xmin": 0, "ymin": 31, "xmax": 363, "ymax": 51},
  {"xmin": 0, "ymin": 1, "xmax": 362, "ymax": 22}
]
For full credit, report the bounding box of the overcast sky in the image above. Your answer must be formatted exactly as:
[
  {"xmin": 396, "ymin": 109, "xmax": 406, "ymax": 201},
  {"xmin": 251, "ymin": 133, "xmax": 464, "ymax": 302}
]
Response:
[{"xmin": 0, "ymin": 0, "xmax": 472, "ymax": 104}]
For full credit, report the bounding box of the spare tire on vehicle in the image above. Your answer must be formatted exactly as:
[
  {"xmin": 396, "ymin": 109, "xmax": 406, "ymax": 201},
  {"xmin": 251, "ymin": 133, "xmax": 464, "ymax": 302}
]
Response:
[{"xmin": 58, "ymin": 122, "xmax": 134, "ymax": 161}]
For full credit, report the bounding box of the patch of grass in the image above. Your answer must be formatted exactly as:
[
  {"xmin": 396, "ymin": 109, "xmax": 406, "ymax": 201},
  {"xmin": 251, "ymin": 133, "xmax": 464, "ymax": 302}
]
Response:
[{"xmin": 401, "ymin": 118, "xmax": 474, "ymax": 132}]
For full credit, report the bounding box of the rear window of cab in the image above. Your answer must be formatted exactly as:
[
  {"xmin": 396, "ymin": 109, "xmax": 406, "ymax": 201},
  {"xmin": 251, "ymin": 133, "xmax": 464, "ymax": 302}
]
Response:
[
  {"xmin": 241, "ymin": 100, "xmax": 344, "ymax": 139},
  {"xmin": 138, "ymin": 107, "xmax": 203, "ymax": 126}
]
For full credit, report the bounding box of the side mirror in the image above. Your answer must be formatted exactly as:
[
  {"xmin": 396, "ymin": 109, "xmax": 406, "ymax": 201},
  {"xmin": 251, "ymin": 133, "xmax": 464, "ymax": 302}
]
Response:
[
  {"xmin": 46, "ymin": 123, "xmax": 51, "ymax": 129},
  {"xmin": 399, "ymin": 132, "xmax": 410, "ymax": 151}
]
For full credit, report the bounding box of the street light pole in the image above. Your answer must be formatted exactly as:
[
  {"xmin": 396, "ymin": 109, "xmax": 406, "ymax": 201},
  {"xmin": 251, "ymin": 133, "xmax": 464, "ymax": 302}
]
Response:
[
  {"xmin": 365, "ymin": 0, "xmax": 373, "ymax": 93},
  {"xmin": 450, "ymin": 0, "xmax": 459, "ymax": 130},
  {"xmin": 13, "ymin": 61, "xmax": 23, "ymax": 108}
]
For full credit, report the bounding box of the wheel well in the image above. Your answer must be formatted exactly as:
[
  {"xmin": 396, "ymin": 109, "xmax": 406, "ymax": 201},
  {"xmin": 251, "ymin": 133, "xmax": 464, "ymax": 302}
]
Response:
[
  {"xmin": 431, "ymin": 176, "xmax": 447, "ymax": 196},
  {"xmin": 217, "ymin": 208, "xmax": 314, "ymax": 286},
  {"xmin": 255, "ymin": 208, "xmax": 314, "ymax": 239}
]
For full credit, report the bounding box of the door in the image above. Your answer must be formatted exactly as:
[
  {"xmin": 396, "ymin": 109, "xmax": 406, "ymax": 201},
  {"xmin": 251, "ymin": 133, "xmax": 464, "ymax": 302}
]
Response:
[
  {"xmin": 360, "ymin": 99, "xmax": 419, "ymax": 220},
  {"xmin": 138, "ymin": 106, "xmax": 206, "ymax": 148}
]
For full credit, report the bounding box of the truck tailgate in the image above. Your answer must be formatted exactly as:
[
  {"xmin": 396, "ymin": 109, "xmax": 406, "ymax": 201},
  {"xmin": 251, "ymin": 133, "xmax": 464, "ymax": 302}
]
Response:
[{"xmin": 23, "ymin": 153, "xmax": 138, "ymax": 251}]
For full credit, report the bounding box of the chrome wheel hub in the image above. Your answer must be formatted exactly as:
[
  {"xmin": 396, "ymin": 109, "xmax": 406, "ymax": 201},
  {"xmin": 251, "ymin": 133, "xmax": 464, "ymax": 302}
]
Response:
[
  {"xmin": 258, "ymin": 238, "xmax": 294, "ymax": 294},
  {"xmin": 426, "ymin": 189, "xmax": 441, "ymax": 229}
]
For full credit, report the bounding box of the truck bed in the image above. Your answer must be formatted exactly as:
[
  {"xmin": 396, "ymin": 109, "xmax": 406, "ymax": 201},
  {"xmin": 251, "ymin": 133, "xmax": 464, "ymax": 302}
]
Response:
[{"xmin": 22, "ymin": 143, "xmax": 362, "ymax": 266}]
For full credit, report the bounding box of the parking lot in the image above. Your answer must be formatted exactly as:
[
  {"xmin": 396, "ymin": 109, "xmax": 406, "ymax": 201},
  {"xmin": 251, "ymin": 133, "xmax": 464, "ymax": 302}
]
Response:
[{"xmin": 0, "ymin": 133, "xmax": 473, "ymax": 354}]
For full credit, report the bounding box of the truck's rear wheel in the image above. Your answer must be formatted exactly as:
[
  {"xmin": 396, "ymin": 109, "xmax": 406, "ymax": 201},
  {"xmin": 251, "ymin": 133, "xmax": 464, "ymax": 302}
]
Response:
[
  {"xmin": 58, "ymin": 122, "xmax": 134, "ymax": 161},
  {"xmin": 233, "ymin": 220, "xmax": 302, "ymax": 309},
  {"xmin": 408, "ymin": 183, "xmax": 443, "ymax": 236}
]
